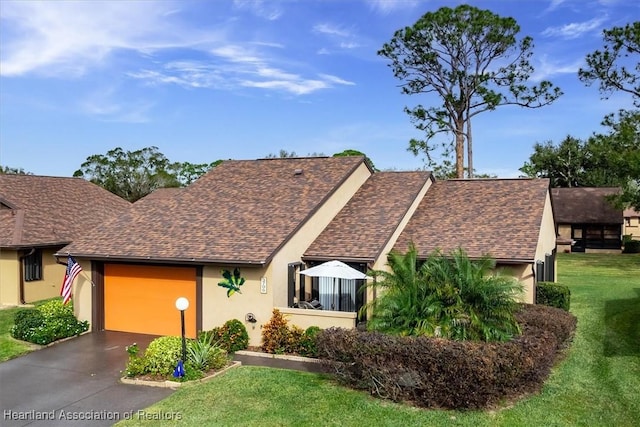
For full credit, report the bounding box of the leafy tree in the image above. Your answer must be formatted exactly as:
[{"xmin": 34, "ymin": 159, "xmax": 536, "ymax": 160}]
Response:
[
  {"xmin": 431, "ymin": 159, "xmax": 496, "ymax": 180},
  {"xmin": 168, "ymin": 160, "xmax": 222, "ymax": 186},
  {"xmin": 74, "ymin": 146, "xmax": 217, "ymax": 202},
  {"xmin": 520, "ymin": 110, "xmax": 640, "ymax": 209},
  {"xmin": 578, "ymin": 22, "xmax": 640, "ymax": 107},
  {"xmin": 519, "ymin": 136, "xmax": 589, "ymax": 187},
  {"xmin": 332, "ymin": 149, "xmax": 378, "ymax": 171},
  {"xmin": 0, "ymin": 166, "xmax": 32, "ymax": 175},
  {"xmin": 379, "ymin": 4, "xmax": 562, "ymax": 178},
  {"xmin": 264, "ymin": 150, "xmax": 325, "ymax": 158},
  {"xmin": 364, "ymin": 244, "xmax": 522, "ymax": 342}
]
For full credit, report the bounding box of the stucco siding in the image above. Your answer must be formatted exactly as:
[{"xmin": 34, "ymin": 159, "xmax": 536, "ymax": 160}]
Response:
[
  {"xmin": 624, "ymin": 216, "xmax": 640, "ymax": 238},
  {"xmin": 497, "ymin": 263, "xmax": 535, "ymax": 304},
  {"xmin": 202, "ymin": 265, "xmax": 268, "ymax": 346},
  {"xmin": 23, "ymin": 249, "xmax": 65, "ymax": 303},
  {"xmin": 73, "ymin": 259, "xmax": 93, "ymax": 329},
  {"xmin": 0, "ymin": 250, "xmax": 19, "ymax": 305}
]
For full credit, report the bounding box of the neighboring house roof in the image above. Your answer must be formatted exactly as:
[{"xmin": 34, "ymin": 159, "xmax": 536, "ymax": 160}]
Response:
[
  {"xmin": 0, "ymin": 175, "xmax": 131, "ymax": 248},
  {"xmin": 303, "ymin": 171, "xmax": 433, "ymax": 263},
  {"xmin": 623, "ymin": 207, "xmax": 640, "ymax": 218},
  {"xmin": 551, "ymin": 187, "xmax": 622, "ymax": 224},
  {"xmin": 394, "ymin": 179, "xmax": 551, "ymax": 262},
  {"xmin": 62, "ymin": 156, "xmax": 368, "ymax": 265}
]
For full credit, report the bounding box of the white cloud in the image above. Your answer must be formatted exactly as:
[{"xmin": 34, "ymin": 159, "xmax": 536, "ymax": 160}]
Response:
[
  {"xmin": 542, "ymin": 17, "xmax": 607, "ymax": 39},
  {"xmin": 0, "ymin": 1, "xmax": 222, "ymax": 77},
  {"xmin": 129, "ymin": 49, "xmax": 355, "ymax": 96},
  {"xmin": 1, "ymin": 1, "xmax": 352, "ymax": 98},
  {"xmin": 232, "ymin": 0, "xmax": 283, "ymax": 20},
  {"xmin": 313, "ymin": 23, "xmax": 352, "ymax": 38},
  {"xmin": 532, "ymin": 55, "xmax": 583, "ymax": 81},
  {"xmin": 366, "ymin": 0, "xmax": 420, "ymax": 14}
]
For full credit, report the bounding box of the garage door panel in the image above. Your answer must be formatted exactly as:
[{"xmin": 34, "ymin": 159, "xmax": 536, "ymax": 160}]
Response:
[{"xmin": 104, "ymin": 264, "xmax": 196, "ymax": 338}]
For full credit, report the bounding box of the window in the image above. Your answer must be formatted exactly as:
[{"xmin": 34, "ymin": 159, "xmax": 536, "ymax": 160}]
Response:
[{"xmin": 24, "ymin": 250, "xmax": 42, "ymax": 281}]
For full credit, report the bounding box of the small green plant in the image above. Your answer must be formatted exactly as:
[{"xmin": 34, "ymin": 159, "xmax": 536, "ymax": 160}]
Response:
[
  {"xmin": 188, "ymin": 333, "xmax": 216, "ymax": 371},
  {"xmin": 126, "ymin": 343, "xmax": 139, "ymax": 357},
  {"xmin": 124, "ymin": 355, "xmax": 147, "ymax": 378},
  {"xmin": 299, "ymin": 326, "xmax": 322, "ymax": 357}
]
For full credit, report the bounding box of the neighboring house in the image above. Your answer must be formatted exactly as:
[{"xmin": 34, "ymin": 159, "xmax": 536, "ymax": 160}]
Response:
[
  {"xmin": 552, "ymin": 187, "xmax": 623, "ymax": 253},
  {"xmin": 0, "ymin": 175, "xmax": 130, "ymax": 306},
  {"xmin": 623, "ymin": 207, "xmax": 640, "ymax": 239},
  {"xmin": 393, "ymin": 179, "xmax": 556, "ymax": 304},
  {"xmin": 59, "ymin": 157, "xmax": 555, "ymax": 346}
]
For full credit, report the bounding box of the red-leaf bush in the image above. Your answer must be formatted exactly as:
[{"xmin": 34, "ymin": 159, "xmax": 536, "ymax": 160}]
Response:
[{"xmin": 317, "ymin": 304, "xmax": 576, "ymax": 409}]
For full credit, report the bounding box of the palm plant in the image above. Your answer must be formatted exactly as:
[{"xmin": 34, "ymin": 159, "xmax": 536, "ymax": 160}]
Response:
[{"xmin": 364, "ymin": 244, "xmax": 523, "ymax": 342}]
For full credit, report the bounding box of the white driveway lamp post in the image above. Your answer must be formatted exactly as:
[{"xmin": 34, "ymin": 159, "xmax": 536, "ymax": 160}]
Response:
[{"xmin": 175, "ymin": 297, "xmax": 189, "ymax": 365}]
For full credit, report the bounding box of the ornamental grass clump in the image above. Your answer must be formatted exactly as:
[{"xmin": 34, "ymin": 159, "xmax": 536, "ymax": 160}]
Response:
[{"xmin": 363, "ymin": 244, "xmax": 523, "ymax": 342}]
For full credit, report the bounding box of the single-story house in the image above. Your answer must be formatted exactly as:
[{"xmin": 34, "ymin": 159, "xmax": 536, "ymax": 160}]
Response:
[
  {"xmin": 624, "ymin": 207, "xmax": 640, "ymax": 239},
  {"xmin": 59, "ymin": 157, "xmax": 556, "ymax": 345},
  {"xmin": 551, "ymin": 187, "xmax": 623, "ymax": 253},
  {"xmin": 0, "ymin": 175, "xmax": 130, "ymax": 306}
]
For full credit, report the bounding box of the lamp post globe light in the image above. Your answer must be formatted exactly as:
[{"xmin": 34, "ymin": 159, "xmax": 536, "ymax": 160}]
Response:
[{"xmin": 175, "ymin": 297, "xmax": 189, "ymax": 373}]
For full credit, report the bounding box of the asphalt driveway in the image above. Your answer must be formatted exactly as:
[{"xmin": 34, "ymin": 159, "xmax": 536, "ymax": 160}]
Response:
[{"xmin": 0, "ymin": 331, "xmax": 174, "ymax": 427}]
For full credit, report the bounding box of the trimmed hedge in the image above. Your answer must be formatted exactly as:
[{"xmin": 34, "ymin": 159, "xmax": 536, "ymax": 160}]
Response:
[
  {"xmin": 316, "ymin": 304, "xmax": 576, "ymax": 410},
  {"xmin": 536, "ymin": 282, "xmax": 571, "ymax": 311},
  {"xmin": 623, "ymin": 240, "xmax": 640, "ymax": 253}
]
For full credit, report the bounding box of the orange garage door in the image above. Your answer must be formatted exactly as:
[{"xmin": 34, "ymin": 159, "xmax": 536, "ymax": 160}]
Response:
[{"xmin": 104, "ymin": 264, "xmax": 196, "ymax": 338}]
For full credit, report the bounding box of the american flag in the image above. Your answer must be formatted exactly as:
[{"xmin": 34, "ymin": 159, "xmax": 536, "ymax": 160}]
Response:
[{"xmin": 61, "ymin": 255, "xmax": 82, "ymax": 305}]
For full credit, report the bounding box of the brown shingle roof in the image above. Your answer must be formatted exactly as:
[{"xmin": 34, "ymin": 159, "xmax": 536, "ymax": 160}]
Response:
[
  {"xmin": 62, "ymin": 156, "xmax": 367, "ymax": 264},
  {"xmin": 394, "ymin": 179, "xmax": 551, "ymax": 261},
  {"xmin": 304, "ymin": 171, "xmax": 433, "ymax": 262},
  {"xmin": 0, "ymin": 175, "xmax": 131, "ymax": 248},
  {"xmin": 134, "ymin": 187, "xmax": 183, "ymax": 204},
  {"xmin": 623, "ymin": 207, "xmax": 639, "ymax": 218},
  {"xmin": 551, "ymin": 187, "xmax": 622, "ymax": 224}
]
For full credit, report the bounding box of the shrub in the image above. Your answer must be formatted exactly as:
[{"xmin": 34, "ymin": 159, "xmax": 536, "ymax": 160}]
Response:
[
  {"xmin": 38, "ymin": 299, "xmax": 75, "ymax": 318},
  {"xmin": 299, "ymin": 326, "xmax": 322, "ymax": 357},
  {"xmin": 11, "ymin": 309, "xmax": 44, "ymax": 342},
  {"xmin": 218, "ymin": 319, "xmax": 249, "ymax": 353},
  {"xmin": 124, "ymin": 355, "xmax": 147, "ymax": 378},
  {"xmin": 623, "ymin": 240, "xmax": 640, "ymax": 253},
  {"xmin": 10, "ymin": 301, "xmax": 89, "ymax": 345},
  {"xmin": 317, "ymin": 304, "xmax": 577, "ymax": 410},
  {"xmin": 536, "ymin": 282, "xmax": 571, "ymax": 311},
  {"xmin": 261, "ymin": 309, "xmax": 291, "ymax": 354},
  {"xmin": 143, "ymin": 336, "xmax": 183, "ymax": 377},
  {"xmin": 207, "ymin": 347, "xmax": 230, "ymax": 370}
]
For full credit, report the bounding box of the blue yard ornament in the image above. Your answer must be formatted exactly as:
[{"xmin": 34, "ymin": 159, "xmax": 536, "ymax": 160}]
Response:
[{"xmin": 173, "ymin": 360, "xmax": 185, "ymax": 378}]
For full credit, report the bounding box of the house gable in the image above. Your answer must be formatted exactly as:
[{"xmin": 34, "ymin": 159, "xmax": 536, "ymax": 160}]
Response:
[{"xmin": 394, "ymin": 179, "xmax": 551, "ymax": 262}]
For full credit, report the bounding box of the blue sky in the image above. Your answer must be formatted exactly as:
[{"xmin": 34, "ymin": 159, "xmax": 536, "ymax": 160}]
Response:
[{"xmin": 1, "ymin": 0, "xmax": 638, "ymax": 177}]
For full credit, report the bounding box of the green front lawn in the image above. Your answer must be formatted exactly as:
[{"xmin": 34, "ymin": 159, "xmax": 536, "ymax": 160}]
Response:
[
  {"xmin": 117, "ymin": 253, "xmax": 640, "ymax": 427},
  {"xmin": 0, "ymin": 304, "xmax": 39, "ymax": 362}
]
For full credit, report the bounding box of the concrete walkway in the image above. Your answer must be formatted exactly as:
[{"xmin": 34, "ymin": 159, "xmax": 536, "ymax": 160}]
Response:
[{"xmin": 0, "ymin": 331, "xmax": 173, "ymax": 427}]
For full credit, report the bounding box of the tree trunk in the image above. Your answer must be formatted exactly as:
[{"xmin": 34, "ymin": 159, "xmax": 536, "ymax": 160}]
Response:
[
  {"xmin": 466, "ymin": 118, "xmax": 473, "ymax": 178},
  {"xmin": 455, "ymin": 118, "xmax": 465, "ymax": 178}
]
